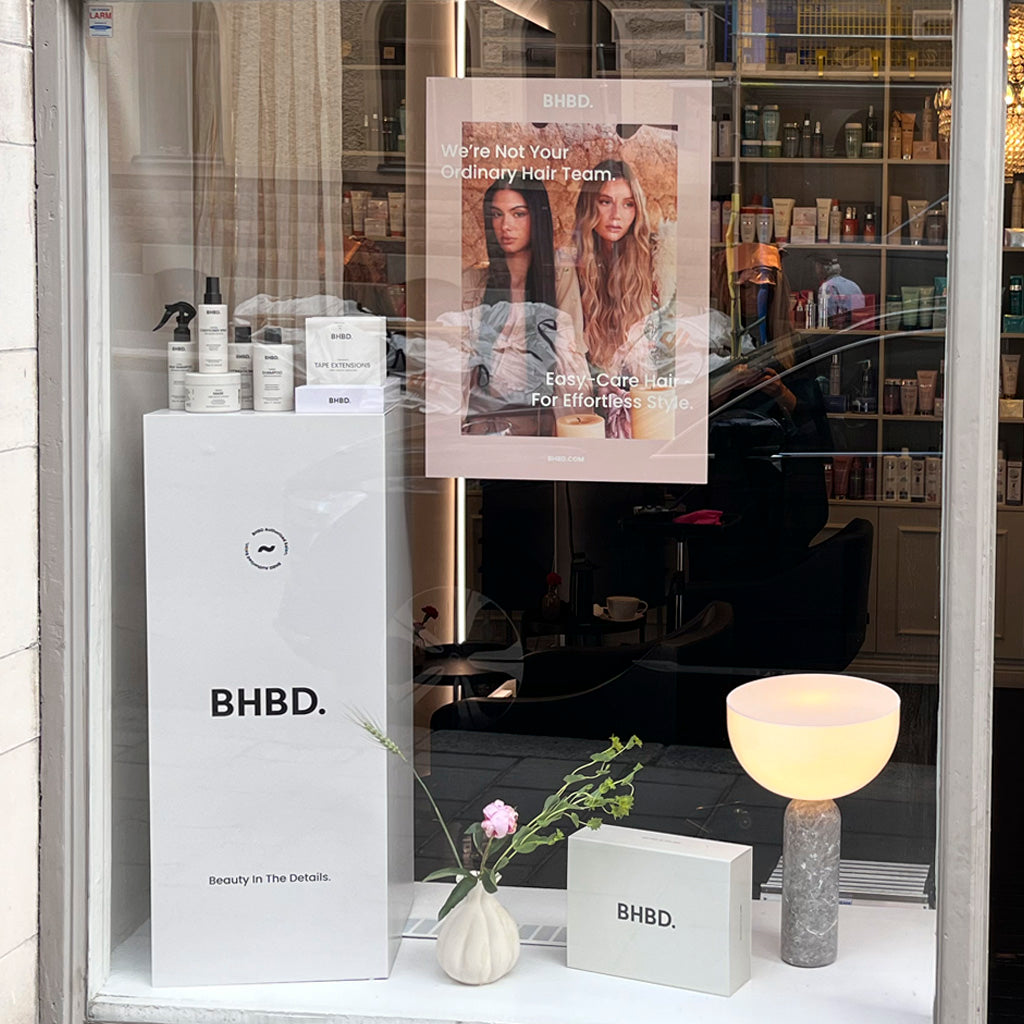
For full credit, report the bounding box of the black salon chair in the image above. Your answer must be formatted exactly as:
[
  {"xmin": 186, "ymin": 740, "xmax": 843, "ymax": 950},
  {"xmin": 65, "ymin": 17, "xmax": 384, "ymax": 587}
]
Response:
[
  {"xmin": 429, "ymin": 601, "xmax": 743, "ymax": 747},
  {"xmin": 678, "ymin": 517, "xmax": 874, "ymax": 674}
]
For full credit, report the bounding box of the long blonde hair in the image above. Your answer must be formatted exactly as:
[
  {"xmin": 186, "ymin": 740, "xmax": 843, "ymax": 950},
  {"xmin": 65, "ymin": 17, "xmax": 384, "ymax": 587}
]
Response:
[{"xmin": 573, "ymin": 159, "xmax": 655, "ymax": 371}]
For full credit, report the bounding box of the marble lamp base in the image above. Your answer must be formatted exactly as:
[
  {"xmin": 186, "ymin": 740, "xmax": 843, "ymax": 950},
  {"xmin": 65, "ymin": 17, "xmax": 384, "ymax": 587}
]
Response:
[{"xmin": 781, "ymin": 798, "xmax": 841, "ymax": 967}]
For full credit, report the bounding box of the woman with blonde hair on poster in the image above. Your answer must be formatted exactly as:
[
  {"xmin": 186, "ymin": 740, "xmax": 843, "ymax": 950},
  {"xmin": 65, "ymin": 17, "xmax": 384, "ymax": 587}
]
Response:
[{"xmin": 573, "ymin": 158, "xmax": 665, "ymax": 437}]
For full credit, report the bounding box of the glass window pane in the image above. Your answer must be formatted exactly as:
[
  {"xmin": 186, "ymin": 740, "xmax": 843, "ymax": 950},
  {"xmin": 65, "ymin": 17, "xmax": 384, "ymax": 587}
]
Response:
[{"xmin": 88, "ymin": 0, "xmax": 953, "ymax": 1013}]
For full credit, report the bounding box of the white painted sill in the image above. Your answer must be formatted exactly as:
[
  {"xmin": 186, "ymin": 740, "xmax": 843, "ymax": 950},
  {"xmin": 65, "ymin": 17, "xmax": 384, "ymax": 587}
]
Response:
[{"xmin": 90, "ymin": 882, "xmax": 936, "ymax": 1024}]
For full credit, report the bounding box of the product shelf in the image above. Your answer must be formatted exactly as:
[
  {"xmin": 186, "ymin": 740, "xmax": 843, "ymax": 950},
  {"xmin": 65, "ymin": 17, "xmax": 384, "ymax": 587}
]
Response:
[
  {"xmin": 737, "ymin": 70, "xmax": 890, "ymax": 82},
  {"xmin": 739, "ymin": 157, "xmax": 884, "ymax": 165}
]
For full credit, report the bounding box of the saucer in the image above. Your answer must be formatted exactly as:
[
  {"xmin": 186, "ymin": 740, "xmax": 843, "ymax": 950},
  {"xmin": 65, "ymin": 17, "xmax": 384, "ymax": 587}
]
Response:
[{"xmin": 593, "ymin": 609, "xmax": 645, "ymax": 624}]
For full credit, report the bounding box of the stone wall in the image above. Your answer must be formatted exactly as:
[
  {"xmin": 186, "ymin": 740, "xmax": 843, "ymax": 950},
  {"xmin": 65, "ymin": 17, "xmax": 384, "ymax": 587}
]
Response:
[{"xmin": 0, "ymin": 0, "xmax": 38, "ymax": 1020}]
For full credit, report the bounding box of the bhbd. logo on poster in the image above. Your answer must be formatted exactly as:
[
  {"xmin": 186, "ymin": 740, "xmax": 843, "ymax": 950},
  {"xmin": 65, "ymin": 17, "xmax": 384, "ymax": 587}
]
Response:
[{"xmin": 211, "ymin": 687, "xmax": 325, "ymax": 717}]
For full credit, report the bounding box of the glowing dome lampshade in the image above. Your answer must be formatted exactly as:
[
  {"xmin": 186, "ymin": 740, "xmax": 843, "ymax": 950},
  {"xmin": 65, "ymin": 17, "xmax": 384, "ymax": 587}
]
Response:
[
  {"xmin": 727, "ymin": 673, "xmax": 900, "ymax": 800},
  {"xmin": 727, "ymin": 674, "xmax": 900, "ymax": 968}
]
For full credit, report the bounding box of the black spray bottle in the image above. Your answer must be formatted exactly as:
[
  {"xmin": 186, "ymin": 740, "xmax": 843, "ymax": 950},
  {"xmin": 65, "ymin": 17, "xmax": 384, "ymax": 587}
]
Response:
[{"xmin": 154, "ymin": 301, "xmax": 197, "ymax": 410}]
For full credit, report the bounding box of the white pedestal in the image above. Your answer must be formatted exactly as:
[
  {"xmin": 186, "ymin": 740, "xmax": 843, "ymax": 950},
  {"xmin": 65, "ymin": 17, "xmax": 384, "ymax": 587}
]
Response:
[{"xmin": 143, "ymin": 409, "xmax": 412, "ymax": 986}]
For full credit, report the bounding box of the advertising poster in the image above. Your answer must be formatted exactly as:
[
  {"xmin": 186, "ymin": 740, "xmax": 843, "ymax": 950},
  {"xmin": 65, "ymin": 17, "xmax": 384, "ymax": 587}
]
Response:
[{"xmin": 425, "ymin": 77, "xmax": 712, "ymax": 483}]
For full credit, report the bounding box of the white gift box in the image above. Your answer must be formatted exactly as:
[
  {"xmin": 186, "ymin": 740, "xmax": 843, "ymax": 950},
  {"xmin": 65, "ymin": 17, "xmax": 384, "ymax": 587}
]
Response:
[
  {"xmin": 304, "ymin": 315, "xmax": 386, "ymax": 386},
  {"xmin": 567, "ymin": 824, "xmax": 752, "ymax": 996}
]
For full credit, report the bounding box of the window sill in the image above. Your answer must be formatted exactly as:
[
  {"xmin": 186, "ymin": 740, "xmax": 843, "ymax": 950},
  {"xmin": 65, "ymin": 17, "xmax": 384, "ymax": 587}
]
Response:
[{"xmin": 91, "ymin": 882, "xmax": 935, "ymax": 1024}]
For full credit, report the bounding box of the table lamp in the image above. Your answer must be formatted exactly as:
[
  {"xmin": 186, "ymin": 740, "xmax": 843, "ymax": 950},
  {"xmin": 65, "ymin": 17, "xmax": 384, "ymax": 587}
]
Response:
[{"xmin": 726, "ymin": 673, "xmax": 900, "ymax": 967}]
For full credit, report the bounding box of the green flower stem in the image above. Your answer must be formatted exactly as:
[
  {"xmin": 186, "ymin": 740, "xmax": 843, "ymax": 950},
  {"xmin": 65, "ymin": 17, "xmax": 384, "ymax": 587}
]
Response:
[
  {"xmin": 412, "ymin": 769, "xmax": 464, "ymax": 869},
  {"xmin": 477, "ymin": 835, "xmax": 495, "ymax": 875},
  {"xmin": 354, "ymin": 716, "xmax": 464, "ymax": 869},
  {"xmin": 356, "ymin": 718, "xmax": 643, "ymax": 912}
]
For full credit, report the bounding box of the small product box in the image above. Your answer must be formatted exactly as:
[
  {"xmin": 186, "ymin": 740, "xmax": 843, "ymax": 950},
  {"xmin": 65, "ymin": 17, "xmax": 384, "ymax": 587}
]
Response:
[
  {"xmin": 1004, "ymin": 315, "xmax": 1024, "ymax": 334},
  {"xmin": 710, "ymin": 200, "xmax": 721, "ymax": 244},
  {"xmin": 791, "ymin": 206, "xmax": 817, "ymax": 227},
  {"xmin": 567, "ymin": 825, "xmax": 751, "ymax": 996},
  {"xmin": 999, "ymin": 398, "xmax": 1024, "ymax": 419},
  {"xmin": 913, "ymin": 141, "xmax": 938, "ymax": 160},
  {"xmin": 305, "ymin": 316, "xmax": 386, "ymax": 387},
  {"xmin": 366, "ymin": 198, "xmax": 390, "ymax": 237},
  {"xmin": 882, "ymin": 454, "xmax": 899, "ymax": 501},
  {"xmin": 925, "ymin": 456, "xmax": 942, "ymax": 504},
  {"xmin": 911, "ymin": 458, "xmax": 926, "ymax": 502},
  {"xmin": 789, "ymin": 224, "xmax": 817, "ymax": 245},
  {"xmin": 1008, "ymin": 460, "xmax": 1023, "ymax": 505},
  {"xmin": 823, "ymin": 394, "xmax": 849, "ymax": 413}
]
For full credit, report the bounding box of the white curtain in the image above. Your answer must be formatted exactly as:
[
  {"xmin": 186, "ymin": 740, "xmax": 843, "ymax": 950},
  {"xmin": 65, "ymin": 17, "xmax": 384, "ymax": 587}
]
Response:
[{"xmin": 193, "ymin": 1, "xmax": 346, "ymax": 317}]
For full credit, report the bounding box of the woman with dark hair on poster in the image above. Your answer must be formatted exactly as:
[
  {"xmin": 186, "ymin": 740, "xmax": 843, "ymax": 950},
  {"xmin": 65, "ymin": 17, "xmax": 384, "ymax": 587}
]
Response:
[
  {"xmin": 454, "ymin": 173, "xmax": 589, "ymax": 435},
  {"xmin": 572, "ymin": 159, "xmax": 666, "ymax": 437}
]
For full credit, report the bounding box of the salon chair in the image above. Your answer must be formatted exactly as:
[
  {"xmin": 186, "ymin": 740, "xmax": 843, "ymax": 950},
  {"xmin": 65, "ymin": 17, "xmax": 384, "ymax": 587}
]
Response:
[
  {"xmin": 429, "ymin": 601, "xmax": 742, "ymax": 747},
  {"xmin": 678, "ymin": 517, "xmax": 873, "ymax": 674}
]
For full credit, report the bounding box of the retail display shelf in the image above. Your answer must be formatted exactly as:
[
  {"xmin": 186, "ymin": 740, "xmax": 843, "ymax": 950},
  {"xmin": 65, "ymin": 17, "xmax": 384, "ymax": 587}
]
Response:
[
  {"xmin": 91, "ymin": 883, "xmax": 935, "ymax": 1024},
  {"xmin": 829, "ymin": 499, "xmax": 941, "ymax": 509},
  {"xmin": 594, "ymin": 68, "xmax": 738, "ymax": 80},
  {"xmin": 779, "ymin": 244, "xmax": 946, "ymax": 253},
  {"xmin": 794, "ymin": 329, "xmax": 944, "ymax": 337},
  {"xmin": 887, "ymin": 71, "xmax": 952, "ymax": 82},
  {"xmin": 737, "ymin": 70, "xmax": 892, "ymax": 82},
  {"xmin": 739, "ymin": 157, "xmax": 882, "ymax": 165}
]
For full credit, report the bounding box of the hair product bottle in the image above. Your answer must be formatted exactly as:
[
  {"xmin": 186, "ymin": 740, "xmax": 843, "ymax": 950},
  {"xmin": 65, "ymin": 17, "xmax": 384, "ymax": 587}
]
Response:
[
  {"xmin": 812, "ymin": 121, "xmax": 823, "ymax": 158},
  {"xmin": 897, "ymin": 447, "xmax": 912, "ymax": 502},
  {"xmin": 153, "ymin": 301, "xmax": 197, "ymax": 411},
  {"xmin": 197, "ymin": 276, "xmax": 229, "ymax": 373},
  {"xmin": 229, "ymin": 324, "xmax": 254, "ymax": 410},
  {"xmin": 717, "ymin": 113, "xmax": 733, "ymax": 158},
  {"xmin": 253, "ymin": 327, "xmax": 295, "ymax": 412},
  {"xmin": 865, "ymin": 104, "xmax": 879, "ymax": 143}
]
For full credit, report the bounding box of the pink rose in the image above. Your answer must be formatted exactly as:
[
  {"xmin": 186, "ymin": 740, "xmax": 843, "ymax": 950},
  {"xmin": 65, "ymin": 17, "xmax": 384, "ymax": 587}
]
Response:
[{"xmin": 481, "ymin": 799, "xmax": 518, "ymax": 839}]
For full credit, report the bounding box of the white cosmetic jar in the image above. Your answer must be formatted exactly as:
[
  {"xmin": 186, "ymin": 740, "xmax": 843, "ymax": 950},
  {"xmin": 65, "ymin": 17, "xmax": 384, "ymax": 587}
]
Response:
[{"xmin": 184, "ymin": 371, "xmax": 242, "ymax": 413}]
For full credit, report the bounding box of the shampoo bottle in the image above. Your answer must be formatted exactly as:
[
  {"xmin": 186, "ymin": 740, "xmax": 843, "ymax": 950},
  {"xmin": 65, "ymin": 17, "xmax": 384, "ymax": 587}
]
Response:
[
  {"xmin": 828, "ymin": 200, "xmax": 842, "ymax": 244},
  {"xmin": 197, "ymin": 276, "xmax": 229, "ymax": 373},
  {"xmin": 153, "ymin": 301, "xmax": 197, "ymax": 411},
  {"xmin": 896, "ymin": 447, "xmax": 912, "ymax": 502},
  {"xmin": 862, "ymin": 207, "xmax": 877, "ymax": 243},
  {"xmin": 921, "ymin": 95, "xmax": 937, "ymax": 144},
  {"xmin": 865, "ymin": 104, "xmax": 879, "ymax": 143},
  {"xmin": 883, "ymin": 454, "xmax": 899, "ymax": 501},
  {"xmin": 253, "ymin": 327, "xmax": 295, "ymax": 412},
  {"xmin": 864, "ymin": 458, "xmax": 877, "ymax": 500},
  {"xmin": 829, "ymin": 353, "xmax": 842, "ymax": 396},
  {"xmin": 717, "ymin": 113, "xmax": 733, "ymax": 158},
  {"xmin": 229, "ymin": 324, "xmax": 254, "ymax": 409}
]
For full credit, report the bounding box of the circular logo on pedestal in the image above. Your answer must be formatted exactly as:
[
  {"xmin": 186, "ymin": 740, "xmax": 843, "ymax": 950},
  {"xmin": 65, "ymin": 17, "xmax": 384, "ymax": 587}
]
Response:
[{"xmin": 245, "ymin": 527, "xmax": 289, "ymax": 570}]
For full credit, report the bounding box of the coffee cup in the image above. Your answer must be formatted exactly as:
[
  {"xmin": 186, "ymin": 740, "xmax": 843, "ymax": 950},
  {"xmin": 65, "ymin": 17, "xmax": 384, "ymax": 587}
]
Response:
[{"xmin": 604, "ymin": 595, "xmax": 647, "ymax": 621}]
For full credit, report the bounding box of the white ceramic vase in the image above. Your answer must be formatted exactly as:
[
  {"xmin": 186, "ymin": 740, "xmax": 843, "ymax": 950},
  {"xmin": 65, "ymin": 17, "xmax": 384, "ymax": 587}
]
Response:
[{"xmin": 435, "ymin": 882, "xmax": 520, "ymax": 984}]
